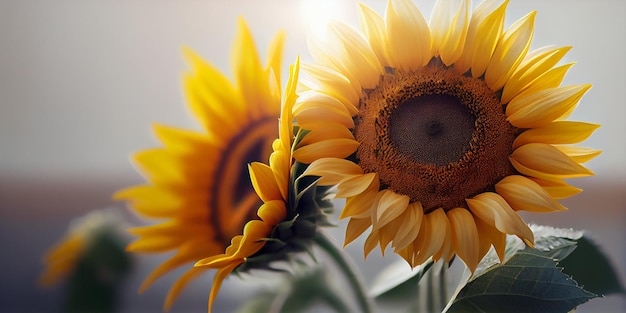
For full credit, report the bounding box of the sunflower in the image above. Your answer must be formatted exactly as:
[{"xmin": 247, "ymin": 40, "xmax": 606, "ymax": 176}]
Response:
[
  {"xmin": 38, "ymin": 209, "xmax": 128, "ymax": 287},
  {"xmin": 298, "ymin": 0, "xmax": 599, "ymax": 272},
  {"xmin": 114, "ymin": 18, "xmax": 288, "ymax": 310}
]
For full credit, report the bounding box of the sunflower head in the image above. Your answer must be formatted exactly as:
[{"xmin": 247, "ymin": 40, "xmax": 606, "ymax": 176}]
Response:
[
  {"xmin": 39, "ymin": 209, "xmax": 132, "ymax": 313},
  {"xmin": 39, "ymin": 209, "xmax": 130, "ymax": 288},
  {"xmin": 298, "ymin": 0, "xmax": 599, "ymax": 272},
  {"xmin": 114, "ymin": 18, "xmax": 296, "ymax": 311}
]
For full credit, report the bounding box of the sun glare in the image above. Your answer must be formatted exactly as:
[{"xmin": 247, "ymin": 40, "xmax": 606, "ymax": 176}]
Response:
[{"xmin": 300, "ymin": 0, "xmax": 347, "ymax": 40}]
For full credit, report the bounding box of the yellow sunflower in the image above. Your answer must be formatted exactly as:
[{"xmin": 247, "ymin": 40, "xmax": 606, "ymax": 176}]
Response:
[
  {"xmin": 39, "ymin": 209, "xmax": 129, "ymax": 287},
  {"xmin": 114, "ymin": 18, "xmax": 288, "ymax": 310},
  {"xmin": 298, "ymin": 0, "xmax": 599, "ymax": 272}
]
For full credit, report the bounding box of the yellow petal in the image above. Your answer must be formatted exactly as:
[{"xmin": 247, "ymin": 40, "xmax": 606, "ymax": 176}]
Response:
[
  {"xmin": 554, "ymin": 145, "xmax": 602, "ymax": 164},
  {"xmin": 280, "ymin": 57, "xmax": 299, "ymax": 148},
  {"xmin": 307, "ymin": 35, "xmax": 363, "ymax": 92},
  {"xmin": 510, "ymin": 143, "xmax": 594, "ymax": 179},
  {"xmin": 269, "ymin": 150, "xmax": 290, "ymax": 200},
  {"xmin": 364, "ymin": 229, "xmax": 380, "ymax": 258},
  {"xmin": 152, "ymin": 123, "xmax": 215, "ymax": 152},
  {"xmin": 128, "ymin": 221, "xmax": 209, "ymax": 238},
  {"xmin": 207, "ymin": 262, "xmax": 241, "ymax": 313},
  {"xmin": 433, "ymin": 209, "xmax": 453, "ymax": 262},
  {"xmin": 392, "ymin": 202, "xmax": 424, "ymax": 251},
  {"xmin": 501, "ymin": 46, "xmax": 571, "ymax": 103},
  {"xmin": 454, "ymin": 0, "xmax": 508, "ymax": 74},
  {"xmin": 328, "ymin": 21, "xmax": 383, "ymax": 89},
  {"xmin": 506, "ymin": 84, "xmax": 592, "ymax": 128},
  {"xmin": 358, "ymin": 3, "xmax": 390, "ymax": 66},
  {"xmin": 298, "ymin": 123, "xmax": 355, "ymax": 147},
  {"xmin": 385, "ymin": 0, "xmax": 431, "ymax": 70},
  {"xmin": 513, "ymin": 121, "xmax": 600, "ymax": 148},
  {"xmin": 232, "ymin": 18, "xmax": 272, "ymax": 120},
  {"xmin": 248, "ymin": 162, "xmax": 281, "ymax": 202},
  {"xmin": 474, "ymin": 215, "xmax": 506, "ymax": 262},
  {"xmin": 528, "ymin": 177, "xmax": 582, "ymax": 200},
  {"xmin": 294, "ymin": 91, "xmax": 355, "ymax": 130},
  {"xmin": 266, "ymin": 31, "xmax": 285, "ymax": 94},
  {"xmin": 302, "ymin": 158, "xmax": 364, "ymax": 185},
  {"xmin": 495, "ymin": 175, "xmax": 566, "ymax": 213},
  {"xmin": 133, "ymin": 149, "xmax": 209, "ymax": 186},
  {"xmin": 126, "ymin": 236, "xmax": 181, "ymax": 253},
  {"xmin": 469, "ymin": 0, "xmax": 509, "ymax": 77},
  {"xmin": 114, "ymin": 185, "xmax": 194, "ymax": 218},
  {"xmin": 344, "ymin": 217, "xmax": 372, "ymax": 247},
  {"xmin": 466, "ymin": 192, "xmax": 534, "ymax": 247},
  {"xmin": 412, "ymin": 208, "xmax": 447, "ymax": 265},
  {"xmin": 485, "ymin": 11, "xmax": 536, "ymax": 91},
  {"xmin": 379, "ymin": 219, "xmax": 405, "ymax": 254},
  {"xmin": 447, "ymin": 208, "xmax": 480, "ymax": 272},
  {"xmin": 163, "ymin": 267, "xmax": 206, "ymax": 311},
  {"xmin": 256, "ymin": 200, "xmax": 287, "ymax": 225},
  {"xmin": 372, "ymin": 190, "xmax": 410, "ymax": 230},
  {"xmin": 181, "ymin": 49, "xmax": 244, "ymax": 136},
  {"xmin": 294, "ymin": 139, "xmax": 360, "ymax": 164},
  {"xmin": 300, "ymin": 64, "xmax": 359, "ymax": 115},
  {"xmin": 139, "ymin": 240, "xmax": 217, "ymax": 293},
  {"xmin": 430, "ymin": 0, "xmax": 470, "ymax": 65},
  {"xmin": 340, "ymin": 179, "xmax": 381, "ymax": 219},
  {"xmin": 336, "ymin": 173, "xmax": 378, "ymax": 198},
  {"xmin": 510, "ymin": 63, "xmax": 575, "ymax": 105}
]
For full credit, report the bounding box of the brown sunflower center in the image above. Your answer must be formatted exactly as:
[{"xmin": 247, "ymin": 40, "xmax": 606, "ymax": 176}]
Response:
[
  {"xmin": 389, "ymin": 94, "xmax": 475, "ymax": 166},
  {"xmin": 354, "ymin": 61, "xmax": 518, "ymax": 212}
]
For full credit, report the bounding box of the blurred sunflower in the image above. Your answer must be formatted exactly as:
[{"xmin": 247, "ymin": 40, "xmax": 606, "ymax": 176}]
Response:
[
  {"xmin": 39, "ymin": 209, "xmax": 131, "ymax": 312},
  {"xmin": 115, "ymin": 19, "xmax": 288, "ymax": 310},
  {"xmin": 298, "ymin": 0, "xmax": 599, "ymax": 272},
  {"xmin": 39, "ymin": 209, "xmax": 128, "ymax": 287}
]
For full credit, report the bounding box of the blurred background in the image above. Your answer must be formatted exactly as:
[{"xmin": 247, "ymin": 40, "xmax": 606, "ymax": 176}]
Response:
[{"xmin": 1, "ymin": 0, "xmax": 624, "ymax": 312}]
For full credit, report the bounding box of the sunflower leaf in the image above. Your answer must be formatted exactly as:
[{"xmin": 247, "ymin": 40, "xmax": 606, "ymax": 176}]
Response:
[
  {"xmin": 559, "ymin": 235, "xmax": 625, "ymax": 296},
  {"xmin": 472, "ymin": 225, "xmax": 582, "ymax": 279},
  {"xmin": 446, "ymin": 250, "xmax": 598, "ymax": 313}
]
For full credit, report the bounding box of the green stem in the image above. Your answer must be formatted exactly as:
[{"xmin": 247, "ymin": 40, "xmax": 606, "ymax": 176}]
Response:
[
  {"xmin": 314, "ymin": 231, "xmax": 374, "ymax": 313},
  {"xmin": 439, "ymin": 262, "xmax": 448, "ymax": 310}
]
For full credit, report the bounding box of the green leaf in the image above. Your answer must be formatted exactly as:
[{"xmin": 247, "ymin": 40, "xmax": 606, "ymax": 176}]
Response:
[
  {"xmin": 560, "ymin": 236, "xmax": 625, "ymax": 296},
  {"xmin": 236, "ymin": 267, "xmax": 349, "ymax": 313},
  {"xmin": 473, "ymin": 226, "xmax": 582, "ymax": 279},
  {"xmin": 446, "ymin": 251, "xmax": 598, "ymax": 313}
]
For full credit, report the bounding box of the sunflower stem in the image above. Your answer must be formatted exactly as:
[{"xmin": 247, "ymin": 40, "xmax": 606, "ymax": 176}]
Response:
[
  {"xmin": 439, "ymin": 262, "xmax": 448, "ymax": 311},
  {"xmin": 419, "ymin": 260, "xmax": 448, "ymax": 312},
  {"xmin": 313, "ymin": 231, "xmax": 374, "ymax": 313}
]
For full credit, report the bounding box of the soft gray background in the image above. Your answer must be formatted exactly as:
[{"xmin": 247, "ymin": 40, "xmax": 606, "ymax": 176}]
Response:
[{"xmin": 1, "ymin": 0, "xmax": 624, "ymax": 312}]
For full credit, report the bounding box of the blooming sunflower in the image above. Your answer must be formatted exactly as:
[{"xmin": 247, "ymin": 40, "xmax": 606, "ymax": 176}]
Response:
[
  {"xmin": 114, "ymin": 19, "xmax": 288, "ymax": 310},
  {"xmin": 298, "ymin": 0, "xmax": 599, "ymax": 272}
]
